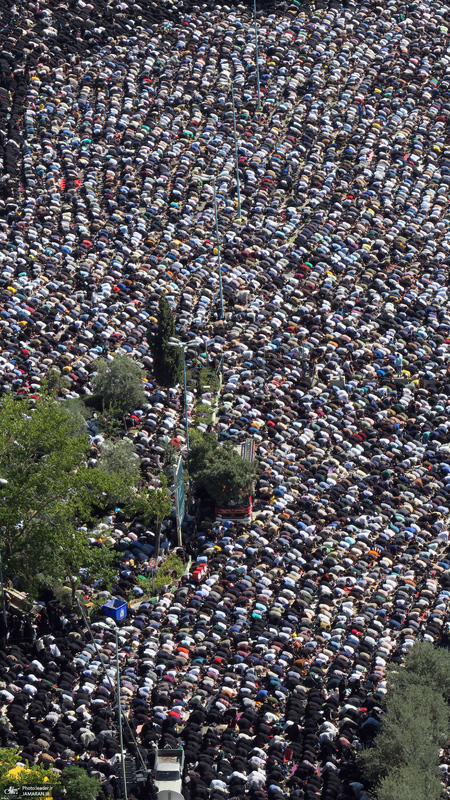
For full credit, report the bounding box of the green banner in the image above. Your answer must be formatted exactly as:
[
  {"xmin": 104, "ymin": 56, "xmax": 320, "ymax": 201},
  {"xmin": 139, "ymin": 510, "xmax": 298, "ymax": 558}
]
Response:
[{"xmin": 173, "ymin": 456, "xmax": 185, "ymax": 528}]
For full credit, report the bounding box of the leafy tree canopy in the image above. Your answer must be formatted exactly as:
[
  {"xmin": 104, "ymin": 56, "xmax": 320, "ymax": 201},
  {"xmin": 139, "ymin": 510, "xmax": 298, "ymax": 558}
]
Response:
[
  {"xmin": 376, "ymin": 767, "xmax": 442, "ymax": 800},
  {"xmin": 91, "ymin": 354, "xmax": 147, "ymax": 416},
  {"xmin": 51, "ymin": 532, "xmax": 117, "ymax": 604},
  {"xmin": 0, "ymin": 394, "xmax": 133, "ymax": 595},
  {"xmin": 0, "ymin": 748, "xmax": 60, "ymax": 797},
  {"xmin": 43, "ymin": 365, "xmax": 71, "ymax": 394},
  {"xmin": 97, "ymin": 439, "xmax": 141, "ymax": 483},
  {"xmin": 62, "ymin": 766, "xmax": 101, "ymax": 800},
  {"xmin": 190, "ymin": 433, "xmax": 254, "ymax": 505},
  {"xmin": 148, "ymin": 295, "xmax": 183, "ymax": 390},
  {"xmin": 397, "ymin": 639, "xmax": 450, "ymax": 700},
  {"xmin": 126, "ymin": 474, "xmax": 172, "ymax": 559},
  {"xmin": 359, "ymin": 642, "xmax": 450, "ymax": 800}
]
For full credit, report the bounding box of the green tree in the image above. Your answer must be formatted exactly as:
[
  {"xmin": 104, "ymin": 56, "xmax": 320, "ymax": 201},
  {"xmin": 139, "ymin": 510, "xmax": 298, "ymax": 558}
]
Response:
[
  {"xmin": 0, "ymin": 747, "xmax": 60, "ymax": 797},
  {"xmin": 97, "ymin": 439, "xmax": 141, "ymax": 482},
  {"xmin": 0, "ymin": 394, "xmax": 133, "ymax": 595},
  {"xmin": 162, "ymin": 440, "xmax": 179, "ymax": 482},
  {"xmin": 91, "ymin": 354, "xmax": 146, "ymax": 417},
  {"xmin": 377, "ymin": 767, "xmax": 442, "ymax": 800},
  {"xmin": 63, "ymin": 766, "xmax": 101, "ymax": 800},
  {"xmin": 0, "ymin": 747, "xmax": 21, "ymax": 781},
  {"xmin": 360, "ymin": 682, "xmax": 447, "ymax": 784},
  {"xmin": 43, "ymin": 366, "xmax": 71, "ymax": 394},
  {"xmin": 61, "ymin": 396, "xmax": 90, "ymax": 437},
  {"xmin": 189, "ymin": 431, "xmax": 218, "ymax": 476},
  {"xmin": 148, "ymin": 295, "xmax": 183, "ymax": 391},
  {"xmin": 51, "ymin": 532, "xmax": 117, "ymax": 604},
  {"xmin": 359, "ymin": 642, "xmax": 450, "ymax": 800},
  {"xmin": 398, "ymin": 640, "xmax": 450, "ymax": 700},
  {"xmin": 127, "ymin": 475, "xmax": 172, "ymax": 560},
  {"xmin": 190, "ymin": 433, "xmax": 254, "ymax": 505}
]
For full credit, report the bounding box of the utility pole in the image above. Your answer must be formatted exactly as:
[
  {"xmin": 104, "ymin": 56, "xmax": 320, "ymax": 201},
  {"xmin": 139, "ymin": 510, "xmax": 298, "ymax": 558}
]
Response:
[
  {"xmin": 254, "ymin": 0, "xmax": 261, "ymax": 110},
  {"xmin": 213, "ymin": 177, "xmax": 225, "ymax": 319},
  {"xmin": 182, "ymin": 344, "xmax": 188, "ymax": 467},
  {"xmin": 168, "ymin": 340, "xmax": 190, "ymax": 468},
  {"xmin": 199, "ymin": 174, "xmax": 225, "ymax": 319},
  {"xmin": 167, "ymin": 337, "xmax": 203, "ymax": 508},
  {"xmin": 0, "ymin": 479, "xmax": 8, "ymax": 630},
  {"xmin": 230, "ymin": 81, "xmax": 242, "ymax": 219},
  {"xmin": 76, "ymin": 599, "xmax": 146, "ymax": 775},
  {"xmin": 116, "ymin": 629, "xmax": 128, "ymax": 800},
  {"xmin": 0, "ymin": 552, "xmax": 7, "ymax": 629}
]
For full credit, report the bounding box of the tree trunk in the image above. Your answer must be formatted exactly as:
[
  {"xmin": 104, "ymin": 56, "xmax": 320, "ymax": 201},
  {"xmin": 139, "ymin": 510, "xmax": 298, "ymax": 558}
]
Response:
[{"xmin": 154, "ymin": 520, "xmax": 162, "ymax": 561}]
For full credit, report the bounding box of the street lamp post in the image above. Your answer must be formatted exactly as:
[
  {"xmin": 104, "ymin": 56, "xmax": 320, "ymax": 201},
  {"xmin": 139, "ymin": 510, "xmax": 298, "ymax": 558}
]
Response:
[
  {"xmin": 168, "ymin": 340, "xmax": 190, "ymax": 469},
  {"xmin": 230, "ymin": 81, "xmax": 242, "ymax": 219},
  {"xmin": 254, "ymin": 0, "xmax": 261, "ymax": 110},
  {"xmin": 167, "ymin": 337, "xmax": 203, "ymax": 471},
  {"xmin": 213, "ymin": 177, "xmax": 225, "ymax": 320},
  {"xmin": 115, "ymin": 628, "xmax": 128, "ymax": 800},
  {"xmin": 0, "ymin": 478, "xmax": 8, "ymax": 631},
  {"xmin": 0, "ymin": 552, "xmax": 7, "ymax": 630},
  {"xmin": 199, "ymin": 173, "xmax": 226, "ymax": 318}
]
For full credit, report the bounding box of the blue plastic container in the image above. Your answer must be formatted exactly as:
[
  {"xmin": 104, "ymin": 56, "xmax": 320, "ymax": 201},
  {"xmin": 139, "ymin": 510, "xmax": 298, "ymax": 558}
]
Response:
[{"xmin": 103, "ymin": 597, "xmax": 127, "ymax": 621}]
